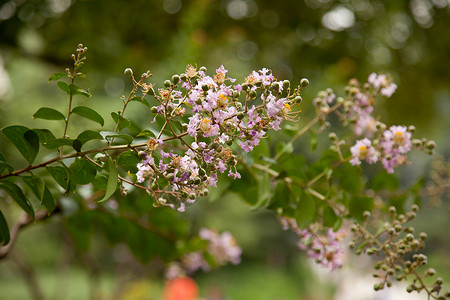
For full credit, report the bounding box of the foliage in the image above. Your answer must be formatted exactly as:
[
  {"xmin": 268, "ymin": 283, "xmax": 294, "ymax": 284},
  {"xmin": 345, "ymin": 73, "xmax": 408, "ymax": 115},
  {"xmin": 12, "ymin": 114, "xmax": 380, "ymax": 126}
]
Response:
[{"xmin": 0, "ymin": 44, "xmax": 448, "ymax": 300}]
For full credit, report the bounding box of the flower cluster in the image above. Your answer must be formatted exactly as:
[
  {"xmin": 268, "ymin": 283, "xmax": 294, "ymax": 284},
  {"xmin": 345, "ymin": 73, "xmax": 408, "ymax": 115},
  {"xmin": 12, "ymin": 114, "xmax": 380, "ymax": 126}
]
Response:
[
  {"xmin": 135, "ymin": 65, "xmax": 303, "ymax": 210},
  {"xmin": 349, "ymin": 125, "xmax": 414, "ymax": 173},
  {"xmin": 280, "ymin": 217, "xmax": 346, "ymax": 270},
  {"xmin": 165, "ymin": 228, "xmax": 242, "ymax": 279}
]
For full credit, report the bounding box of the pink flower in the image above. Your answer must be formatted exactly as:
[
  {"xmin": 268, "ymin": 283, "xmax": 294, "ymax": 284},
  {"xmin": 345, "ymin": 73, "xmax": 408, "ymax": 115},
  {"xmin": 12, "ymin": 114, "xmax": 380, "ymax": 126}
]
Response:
[{"xmin": 350, "ymin": 138, "xmax": 378, "ymax": 166}]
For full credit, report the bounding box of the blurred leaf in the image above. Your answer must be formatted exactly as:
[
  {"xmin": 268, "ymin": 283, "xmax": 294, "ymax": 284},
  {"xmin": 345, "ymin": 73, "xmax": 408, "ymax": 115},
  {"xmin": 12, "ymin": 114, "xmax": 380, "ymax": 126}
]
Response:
[
  {"xmin": 45, "ymin": 138, "xmax": 74, "ymax": 150},
  {"xmin": 32, "ymin": 129, "xmax": 56, "ymax": 147},
  {"xmin": 2, "ymin": 126, "xmax": 39, "ymax": 164},
  {"xmin": 334, "ymin": 162, "xmax": 362, "ymax": 193},
  {"xmin": 323, "ymin": 206, "xmax": 339, "ymax": 228},
  {"xmin": 42, "ymin": 185, "xmax": 55, "ymax": 213},
  {"xmin": 0, "ymin": 180, "xmax": 35, "ymax": 220},
  {"xmin": 251, "ymin": 140, "xmax": 270, "ymax": 161},
  {"xmin": 111, "ymin": 112, "xmax": 131, "ymax": 130},
  {"xmin": 46, "ymin": 166, "xmax": 69, "ymax": 189},
  {"xmin": 137, "ymin": 129, "xmax": 156, "ymax": 138},
  {"xmin": 370, "ymin": 171, "xmax": 399, "ymax": 191},
  {"xmin": 349, "ymin": 196, "xmax": 373, "ymax": 222},
  {"xmin": 64, "ymin": 211, "xmax": 94, "ymax": 252},
  {"xmin": 48, "ymin": 72, "xmax": 68, "ymax": 81},
  {"xmin": 295, "ymin": 191, "xmax": 316, "ymax": 228},
  {"xmin": 98, "ymin": 158, "xmax": 118, "ymax": 203},
  {"xmin": 69, "ymin": 158, "xmax": 97, "ymax": 185},
  {"xmin": 21, "ymin": 175, "xmax": 44, "ymax": 200},
  {"xmin": 0, "ymin": 210, "xmax": 10, "ymax": 245},
  {"xmin": 72, "ymin": 106, "xmax": 104, "ymax": 126},
  {"xmin": 33, "ymin": 107, "xmax": 66, "ymax": 121},
  {"xmin": 254, "ymin": 172, "xmax": 271, "ymax": 208},
  {"xmin": 267, "ymin": 181, "xmax": 291, "ymax": 209}
]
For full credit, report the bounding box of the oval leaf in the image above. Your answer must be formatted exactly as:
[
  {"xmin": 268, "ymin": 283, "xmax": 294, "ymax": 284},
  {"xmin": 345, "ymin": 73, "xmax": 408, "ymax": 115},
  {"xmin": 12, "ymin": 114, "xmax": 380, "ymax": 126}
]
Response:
[
  {"xmin": 2, "ymin": 126, "xmax": 39, "ymax": 164},
  {"xmin": 48, "ymin": 72, "xmax": 68, "ymax": 82},
  {"xmin": 32, "ymin": 129, "xmax": 56, "ymax": 146},
  {"xmin": 98, "ymin": 158, "xmax": 118, "ymax": 203},
  {"xmin": 76, "ymin": 130, "xmax": 104, "ymax": 146},
  {"xmin": 33, "ymin": 107, "xmax": 66, "ymax": 121},
  {"xmin": 0, "ymin": 180, "xmax": 35, "ymax": 220},
  {"xmin": 46, "ymin": 166, "xmax": 69, "ymax": 189},
  {"xmin": 111, "ymin": 112, "xmax": 131, "ymax": 130},
  {"xmin": 137, "ymin": 129, "xmax": 156, "ymax": 138},
  {"xmin": 105, "ymin": 134, "xmax": 133, "ymax": 145},
  {"xmin": 69, "ymin": 158, "xmax": 97, "ymax": 185},
  {"xmin": 72, "ymin": 106, "xmax": 104, "ymax": 126},
  {"xmin": 45, "ymin": 138, "xmax": 74, "ymax": 150},
  {"xmin": 57, "ymin": 81, "xmax": 70, "ymax": 93}
]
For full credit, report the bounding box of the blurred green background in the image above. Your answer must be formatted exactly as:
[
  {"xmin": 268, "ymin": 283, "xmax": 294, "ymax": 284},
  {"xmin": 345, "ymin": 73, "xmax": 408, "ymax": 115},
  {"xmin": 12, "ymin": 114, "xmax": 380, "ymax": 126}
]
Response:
[{"xmin": 0, "ymin": 0, "xmax": 449, "ymax": 299}]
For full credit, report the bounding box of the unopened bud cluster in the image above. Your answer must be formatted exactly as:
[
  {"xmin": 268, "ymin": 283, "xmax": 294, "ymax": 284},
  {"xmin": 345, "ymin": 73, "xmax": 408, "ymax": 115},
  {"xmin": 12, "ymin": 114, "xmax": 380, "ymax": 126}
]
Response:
[
  {"xmin": 350, "ymin": 205, "xmax": 449, "ymax": 299},
  {"xmin": 133, "ymin": 65, "xmax": 303, "ymax": 211}
]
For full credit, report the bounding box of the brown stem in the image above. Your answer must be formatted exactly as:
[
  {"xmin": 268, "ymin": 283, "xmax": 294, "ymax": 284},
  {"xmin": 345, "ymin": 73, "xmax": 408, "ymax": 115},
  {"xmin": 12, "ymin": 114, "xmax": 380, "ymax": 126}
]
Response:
[{"xmin": 10, "ymin": 253, "xmax": 44, "ymax": 300}]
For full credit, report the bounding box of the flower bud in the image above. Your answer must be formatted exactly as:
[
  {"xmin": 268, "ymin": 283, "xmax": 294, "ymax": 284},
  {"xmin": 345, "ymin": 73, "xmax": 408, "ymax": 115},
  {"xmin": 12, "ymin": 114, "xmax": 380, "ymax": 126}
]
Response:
[
  {"xmin": 407, "ymin": 125, "xmax": 416, "ymax": 133},
  {"xmin": 124, "ymin": 68, "xmax": 133, "ymax": 76},
  {"xmin": 300, "ymin": 78, "xmax": 309, "ymax": 88},
  {"xmin": 233, "ymin": 91, "xmax": 240, "ymax": 98},
  {"xmin": 164, "ymin": 80, "xmax": 171, "ymax": 88},
  {"xmin": 294, "ymin": 96, "xmax": 303, "ymax": 103},
  {"xmin": 138, "ymin": 151, "xmax": 147, "ymax": 159},
  {"xmin": 236, "ymin": 102, "xmax": 242, "ymax": 109},
  {"xmin": 151, "ymin": 106, "xmax": 158, "ymax": 113},
  {"xmin": 271, "ymin": 82, "xmax": 280, "ymax": 91},
  {"xmin": 180, "ymin": 73, "xmax": 187, "ymax": 81},
  {"xmin": 151, "ymin": 182, "xmax": 158, "ymax": 191},
  {"xmin": 202, "ymin": 84, "xmax": 208, "ymax": 91},
  {"xmin": 405, "ymin": 233, "xmax": 414, "ymax": 241},
  {"xmin": 172, "ymin": 75, "xmax": 180, "ymax": 85},
  {"xmin": 199, "ymin": 66, "xmax": 207, "ymax": 73},
  {"xmin": 328, "ymin": 132, "xmax": 338, "ymax": 141},
  {"xmin": 182, "ymin": 123, "xmax": 188, "ymax": 131},
  {"xmin": 425, "ymin": 140, "xmax": 436, "ymax": 149},
  {"xmin": 282, "ymin": 80, "xmax": 290, "ymax": 88},
  {"xmin": 419, "ymin": 232, "xmax": 427, "ymax": 240},
  {"xmin": 237, "ymin": 112, "xmax": 245, "ymax": 120},
  {"xmin": 435, "ymin": 277, "xmax": 443, "ymax": 286},
  {"xmin": 249, "ymin": 90, "xmax": 257, "ymax": 98}
]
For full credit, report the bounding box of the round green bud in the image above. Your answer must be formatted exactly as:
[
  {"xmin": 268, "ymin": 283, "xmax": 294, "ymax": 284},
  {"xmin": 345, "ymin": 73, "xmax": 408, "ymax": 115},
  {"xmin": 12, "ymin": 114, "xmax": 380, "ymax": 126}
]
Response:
[
  {"xmin": 249, "ymin": 90, "xmax": 257, "ymax": 98},
  {"xmin": 233, "ymin": 91, "xmax": 240, "ymax": 98},
  {"xmin": 407, "ymin": 125, "xmax": 416, "ymax": 133},
  {"xmin": 282, "ymin": 80, "xmax": 290, "ymax": 88},
  {"xmin": 166, "ymin": 174, "xmax": 174, "ymax": 181},
  {"xmin": 367, "ymin": 248, "xmax": 374, "ymax": 255},
  {"xmin": 182, "ymin": 123, "xmax": 188, "ymax": 131},
  {"xmin": 138, "ymin": 151, "xmax": 147, "ymax": 159},
  {"xmin": 300, "ymin": 78, "xmax": 309, "ymax": 88},
  {"xmin": 164, "ymin": 80, "xmax": 171, "ymax": 88},
  {"xmin": 426, "ymin": 268, "xmax": 436, "ymax": 276},
  {"xmin": 425, "ymin": 140, "xmax": 436, "ymax": 149},
  {"xmin": 328, "ymin": 132, "xmax": 338, "ymax": 141},
  {"xmin": 198, "ymin": 168, "xmax": 206, "ymax": 176},
  {"xmin": 237, "ymin": 112, "xmax": 245, "ymax": 120},
  {"xmin": 172, "ymin": 75, "xmax": 180, "ymax": 85},
  {"xmin": 202, "ymin": 84, "xmax": 208, "ymax": 91},
  {"xmin": 236, "ymin": 102, "xmax": 242, "ymax": 109},
  {"xmin": 124, "ymin": 68, "xmax": 133, "ymax": 76},
  {"xmin": 294, "ymin": 96, "xmax": 303, "ymax": 103},
  {"xmin": 435, "ymin": 277, "xmax": 443, "ymax": 285},
  {"xmin": 151, "ymin": 106, "xmax": 158, "ymax": 113},
  {"xmin": 388, "ymin": 206, "xmax": 396, "ymax": 214},
  {"xmin": 419, "ymin": 232, "xmax": 427, "ymax": 240},
  {"xmin": 181, "ymin": 191, "xmax": 189, "ymax": 199},
  {"xmin": 271, "ymin": 82, "xmax": 280, "ymax": 91},
  {"xmin": 202, "ymin": 188, "xmax": 209, "ymax": 196},
  {"xmin": 189, "ymin": 193, "xmax": 196, "ymax": 200},
  {"xmin": 151, "ymin": 182, "xmax": 158, "ymax": 191},
  {"xmin": 180, "ymin": 73, "xmax": 187, "ymax": 81},
  {"xmin": 406, "ymin": 285, "xmax": 414, "ymax": 293},
  {"xmin": 194, "ymin": 178, "xmax": 201, "ymax": 185},
  {"xmin": 241, "ymin": 84, "xmax": 249, "ymax": 91}
]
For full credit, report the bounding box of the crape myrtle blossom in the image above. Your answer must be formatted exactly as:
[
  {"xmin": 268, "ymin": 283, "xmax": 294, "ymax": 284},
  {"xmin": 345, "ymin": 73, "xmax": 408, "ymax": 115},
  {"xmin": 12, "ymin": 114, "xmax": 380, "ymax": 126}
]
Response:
[
  {"xmin": 350, "ymin": 126, "xmax": 414, "ymax": 173},
  {"xmin": 280, "ymin": 217, "xmax": 345, "ymax": 271},
  {"xmin": 135, "ymin": 65, "xmax": 303, "ymax": 211},
  {"xmin": 165, "ymin": 228, "xmax": 242, "ymax": 278}
]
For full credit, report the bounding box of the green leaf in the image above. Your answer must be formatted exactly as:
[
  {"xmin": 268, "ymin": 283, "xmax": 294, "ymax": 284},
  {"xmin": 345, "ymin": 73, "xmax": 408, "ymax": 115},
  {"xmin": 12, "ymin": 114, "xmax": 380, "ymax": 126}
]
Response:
[
  {"xmin": 334, "ymin": 162, "xmax": 362, "ymax": 194},
  {"xmin": 111, "ymin": 112, "xmax": 131, "ymax": 131},
  {"xmin": 74, "ymin": 87, "xmax": 92, "ymax": 97},
  {"xmin": 33, "ymin": 107, "xmax": 66, "ymax": 121},
  {"xmin": 0, "ymin": 210, "xmax": 10, "ymax": 245},
  {"xmin": 295, "ymin": 191, "xmax": 316, "ymax": 228},
  {"xmin": 76, "ymin": 130, "xmax": 104, "ymax": 146},
  {"xmin": 46, "ymin": 166, "xmax": 69, "ymax": 189},
  {"xmin": 0, "ymin": 180, "xmax": 35, "ymax": 219},
  {"xmin": 21, "ymin": 175, "xmax": 44, "ymax": 200},
  {"xmin": 118, "ymin": 151, "xmax": 141, "ymax": 167},
  {"xmin": 69, "ymin": 158, "xmax": 97, "ymax": 185},
  {"xmin": 130, "ymin": 96, "xmax": 150, "ymax": 108},
  {"xmin": 370, "ymin": 171, "xmax": 399, "ymax": 191},
  {"xmin": 98, "ymin": 158, "xmax": 118, "ymax": 203},
  {"xmin": 254, "ymin": 172, "xmax": 271, "ymax": 208},
  {"xmin": 71, "ymin": 106, "xmax": 104, "ymax": 126},
  {"xmin": 323, "ymin": 206, "xmax": 338, "ymax": 228},
  {"xmin": 267, "ymin": 181, "xmax": 291, "ymax": 209},
  {"xmin": 45, "ymin": 138, "xmax": 74, "ymax": 150},
  {"xmin": 2, "ymin": 126, "xmax": 39, "ymax": 164},
  {"xmin": 105, "ymin": 134, "xmax": 133, "ymax": 145},
  {"xmin": 42, "ymin": 185, "xmax": 55, "ymax": 213},
  {"xmin": 32, "ymin": 129, "xmax": 56, "ymax": 146},
  {"xmin": 57, "ymin": 81, "xmax": 70, "ymax": 93},
  {"xmin": 48, "ymin": 72, "xmax": 68, "ymax": 81},
  {"xmin": 137, "ymin": 129, "xmax": 156, "ymax": 138},
  {"xmin": 0, "ymin": 161, "xmax": 13, "ymax": 175},
  {"xmin": 349, "ymin": 196, "xmax": 374, "ymax": 222}
]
